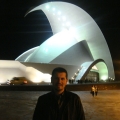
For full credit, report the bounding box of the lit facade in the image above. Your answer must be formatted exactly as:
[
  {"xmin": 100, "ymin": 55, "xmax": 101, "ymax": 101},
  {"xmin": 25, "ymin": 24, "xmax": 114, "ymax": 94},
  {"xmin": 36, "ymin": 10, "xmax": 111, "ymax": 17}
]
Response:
[{"xmin": 0, "ymin": 2, "xmax": 115, "ymax": 84}]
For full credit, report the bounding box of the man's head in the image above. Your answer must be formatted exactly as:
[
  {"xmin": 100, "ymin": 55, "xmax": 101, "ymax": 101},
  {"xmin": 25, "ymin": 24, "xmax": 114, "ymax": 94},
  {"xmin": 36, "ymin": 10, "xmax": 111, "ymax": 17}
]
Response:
[{"xmin": 51, "ymin": 67, "xmax": 68, "ymax": 94}]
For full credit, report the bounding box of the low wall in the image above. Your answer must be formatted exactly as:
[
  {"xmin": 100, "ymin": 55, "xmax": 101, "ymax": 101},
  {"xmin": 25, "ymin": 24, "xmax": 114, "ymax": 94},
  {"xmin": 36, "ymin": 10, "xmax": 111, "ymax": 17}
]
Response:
[{"xmin": 0, "ymin": 82, "xmax": 120, "ymax": 91}]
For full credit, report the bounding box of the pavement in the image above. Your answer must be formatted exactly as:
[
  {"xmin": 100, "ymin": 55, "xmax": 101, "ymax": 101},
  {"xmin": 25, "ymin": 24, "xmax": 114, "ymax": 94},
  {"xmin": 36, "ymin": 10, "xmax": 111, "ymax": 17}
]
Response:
[{"xmin": 0, "ymin": 90, "xmax": 120, "ymax": 120}]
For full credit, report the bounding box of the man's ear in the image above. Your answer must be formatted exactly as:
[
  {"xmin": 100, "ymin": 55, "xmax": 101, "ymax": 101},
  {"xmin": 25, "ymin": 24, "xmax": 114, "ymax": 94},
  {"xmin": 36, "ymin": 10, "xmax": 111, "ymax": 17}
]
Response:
[{"xmin": 66, "ymin": 78, "xmax": 68, "ymax": 83}]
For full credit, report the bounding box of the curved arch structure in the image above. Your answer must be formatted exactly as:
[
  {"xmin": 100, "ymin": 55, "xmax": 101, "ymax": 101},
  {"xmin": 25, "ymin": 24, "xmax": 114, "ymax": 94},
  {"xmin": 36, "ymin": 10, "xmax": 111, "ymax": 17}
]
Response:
[
  {"xmin": 15, "ymin": 2, "xmax": 115, "ymax": 81},
  {"xmin": 75, "ymin": 59, "xmax": 108, "ymax": 81},
  {"xmin": 15, "ymin": 47, "xmax": 38, "ymax": 62}
]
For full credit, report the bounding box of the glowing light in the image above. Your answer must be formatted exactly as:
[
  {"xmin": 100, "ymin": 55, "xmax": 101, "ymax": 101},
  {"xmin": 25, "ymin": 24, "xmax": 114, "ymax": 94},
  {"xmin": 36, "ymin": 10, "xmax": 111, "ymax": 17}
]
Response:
[
  {"xmin": 92, "ymin": 65, "xmax": 98, "ymax": 70},
  {"xmin": 58, "ymin": 11, "xmax": 61, "ymax": 15},
  {"xmin": 69, "ymin": 27, "xmax": 76, "ymax": 37},
  {"xmin": 0, "ymin": 75, "xmax": 7, "ymax": 84},
  {"xmin": 101, "ymin": 76, "xmax": 108, "ymax": 80},
  {"xmin": 46, "ymin": 5, "xmax": 50, "ymax": 9},
  {"xmin": 42, "ymin": 74, "xmax": 51, "ymax": 82}
]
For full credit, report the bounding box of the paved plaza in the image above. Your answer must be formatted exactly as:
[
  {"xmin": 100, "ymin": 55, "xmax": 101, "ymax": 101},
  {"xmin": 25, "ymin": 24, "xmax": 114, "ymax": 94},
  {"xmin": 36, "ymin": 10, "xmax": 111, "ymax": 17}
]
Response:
[{"xmin": 0, "ymin": 90, "xmax": 120, "ymax": 120}]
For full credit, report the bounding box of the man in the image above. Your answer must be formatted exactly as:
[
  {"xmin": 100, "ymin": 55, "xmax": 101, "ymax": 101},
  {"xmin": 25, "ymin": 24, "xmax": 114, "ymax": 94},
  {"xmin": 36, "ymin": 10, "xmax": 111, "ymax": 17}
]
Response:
[{"xmin": 33, "ymin": 67, "xmax": 85, "ymax": 120}]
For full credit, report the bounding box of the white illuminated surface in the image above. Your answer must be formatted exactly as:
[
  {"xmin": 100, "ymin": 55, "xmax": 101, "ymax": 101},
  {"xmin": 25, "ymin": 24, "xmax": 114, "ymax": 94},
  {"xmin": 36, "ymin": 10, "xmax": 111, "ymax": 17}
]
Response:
[
  {"xmin": 0, "ymin": 60, "xmax": 51, "ymax": 84},
  {"xmin": 13, "ymin": 1, "xmax": 115, "ymax": 81},
  {"xmin": 101, "ymin": 76, "xmax": 108, "ymax": 80},
  {"xmin": 15, "ymin": 47, "xmax": 38, "ymax": 61},
  {"xmin": 23, "ymin": 2, "xmax": 114, "ymax": 80},
  {"xmin": 92, "ymin": 65, "xmax": 98, "ymax": 70},
  {"xmin": 25, "ymin": 30, "xmax": 77, "ymax": 63}
]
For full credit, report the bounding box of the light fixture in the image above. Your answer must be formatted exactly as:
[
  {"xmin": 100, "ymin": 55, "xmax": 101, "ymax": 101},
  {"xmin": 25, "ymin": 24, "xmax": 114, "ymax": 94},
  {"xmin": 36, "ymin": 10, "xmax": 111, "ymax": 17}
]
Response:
[{"xmin": 46, "ymin": 5, "xmax": 50, "ymax": 9}]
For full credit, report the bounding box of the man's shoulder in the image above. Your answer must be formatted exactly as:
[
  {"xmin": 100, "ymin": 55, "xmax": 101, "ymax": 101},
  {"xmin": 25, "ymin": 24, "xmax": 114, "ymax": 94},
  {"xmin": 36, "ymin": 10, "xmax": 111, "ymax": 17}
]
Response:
[
  {"xmin": 65, "ymin": 91, "xmax": 80, "ymax": 99},
  {"xmin": 38, "ymin": 92, "xmax": 52, "ymax": 100}
]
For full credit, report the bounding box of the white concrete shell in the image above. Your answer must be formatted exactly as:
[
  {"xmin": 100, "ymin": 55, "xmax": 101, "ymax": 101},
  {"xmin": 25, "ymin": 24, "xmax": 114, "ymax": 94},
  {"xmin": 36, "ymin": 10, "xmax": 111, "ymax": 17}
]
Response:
[
  {"xmin": 16, "ymin": 2, "xmax": 115, "ymax": 81},
  {"xmin": 0, "ymin": 60, "xmax": 52, "ymax": 84},
  {"xmin": 15, "ymin": 47, "xmax": 38, "ymax": 62},
  {"xmin": 0, "ymin": 60, "xmax": 82, "ymax": 84}
]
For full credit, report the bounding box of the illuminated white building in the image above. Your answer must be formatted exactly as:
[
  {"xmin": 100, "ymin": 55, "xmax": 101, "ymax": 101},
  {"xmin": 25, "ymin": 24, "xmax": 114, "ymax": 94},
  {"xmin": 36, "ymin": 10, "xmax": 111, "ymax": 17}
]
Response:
[{"xmin": 0, "ymin": 2, "xmax": 115, "ymax": 84}]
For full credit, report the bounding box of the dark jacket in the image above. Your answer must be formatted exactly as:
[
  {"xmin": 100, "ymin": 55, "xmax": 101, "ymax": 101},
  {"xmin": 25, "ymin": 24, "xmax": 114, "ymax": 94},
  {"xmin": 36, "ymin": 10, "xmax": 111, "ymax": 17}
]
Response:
[{"xmin": 33, "ymin": 90, "xmax": 85, "ymax": 120}]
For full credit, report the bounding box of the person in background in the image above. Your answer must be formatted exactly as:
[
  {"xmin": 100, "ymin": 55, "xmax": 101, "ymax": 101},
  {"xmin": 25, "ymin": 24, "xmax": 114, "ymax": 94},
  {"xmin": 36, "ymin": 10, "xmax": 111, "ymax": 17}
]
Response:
[
  {"xmin": 91, "ymin": 85, "xmax": 95, "ymax": 97},
  {"xmin": 33, "ymin": 67, "xmax": 85, "ymax": 120}
]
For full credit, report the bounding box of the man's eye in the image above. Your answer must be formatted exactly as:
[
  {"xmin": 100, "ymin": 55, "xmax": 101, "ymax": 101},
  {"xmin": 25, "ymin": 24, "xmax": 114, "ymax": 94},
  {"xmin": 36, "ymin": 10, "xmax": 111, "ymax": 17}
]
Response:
[{"xmin": 55, "ymin": 78, "xmax": 59, "ymax": 80}]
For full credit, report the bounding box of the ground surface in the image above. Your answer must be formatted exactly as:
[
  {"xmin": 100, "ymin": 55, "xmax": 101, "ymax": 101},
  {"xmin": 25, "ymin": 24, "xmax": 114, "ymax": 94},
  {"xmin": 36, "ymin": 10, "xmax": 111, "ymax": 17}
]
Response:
[{"xmin": 0, "ymin": 90, "xmax": 120, "ymax": 120}]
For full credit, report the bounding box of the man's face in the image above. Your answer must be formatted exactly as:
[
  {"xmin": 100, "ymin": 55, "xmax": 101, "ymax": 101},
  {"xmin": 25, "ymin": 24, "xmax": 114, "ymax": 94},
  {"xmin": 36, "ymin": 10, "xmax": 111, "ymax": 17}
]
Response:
[{"xmin": 51, "ymin": 72, "xmax": 68, "ymax": 93}]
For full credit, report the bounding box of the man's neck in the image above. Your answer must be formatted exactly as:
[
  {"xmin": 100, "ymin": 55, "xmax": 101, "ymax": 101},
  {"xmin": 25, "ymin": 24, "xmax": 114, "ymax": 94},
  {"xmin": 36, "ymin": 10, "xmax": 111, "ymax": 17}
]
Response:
[{"xmin": 54, "ymin": 89, "xmax": 65, "ymax": 95}]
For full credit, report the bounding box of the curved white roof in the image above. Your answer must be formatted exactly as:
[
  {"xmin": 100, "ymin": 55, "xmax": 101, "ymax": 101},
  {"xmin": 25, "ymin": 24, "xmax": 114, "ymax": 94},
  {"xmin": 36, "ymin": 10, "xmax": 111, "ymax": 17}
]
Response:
[{"xmin": 16, "ymin": 2, "xmax": 114, "ymax": 80}]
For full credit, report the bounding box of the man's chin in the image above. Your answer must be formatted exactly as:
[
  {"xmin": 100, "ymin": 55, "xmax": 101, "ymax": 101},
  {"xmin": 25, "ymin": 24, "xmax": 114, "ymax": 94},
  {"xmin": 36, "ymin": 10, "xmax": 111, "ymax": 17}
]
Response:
[{"xmin": 55, "ymin": 86, "xmax": 63, "ymax": 91}]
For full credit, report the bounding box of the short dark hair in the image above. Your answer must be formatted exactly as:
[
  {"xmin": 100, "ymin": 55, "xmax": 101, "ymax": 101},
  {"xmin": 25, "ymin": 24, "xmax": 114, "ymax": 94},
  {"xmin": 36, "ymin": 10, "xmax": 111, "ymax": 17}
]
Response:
[{"xmin": 52, "ymin": 67, "xmax": 68, "ymax": 78}]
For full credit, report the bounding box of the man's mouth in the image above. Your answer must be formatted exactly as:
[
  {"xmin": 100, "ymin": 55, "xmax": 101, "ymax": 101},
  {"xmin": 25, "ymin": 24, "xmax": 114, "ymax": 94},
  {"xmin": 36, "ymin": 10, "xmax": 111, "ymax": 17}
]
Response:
[{"xmin": 57, "ymin": 84, "xmax": 62, "ymax": 86}]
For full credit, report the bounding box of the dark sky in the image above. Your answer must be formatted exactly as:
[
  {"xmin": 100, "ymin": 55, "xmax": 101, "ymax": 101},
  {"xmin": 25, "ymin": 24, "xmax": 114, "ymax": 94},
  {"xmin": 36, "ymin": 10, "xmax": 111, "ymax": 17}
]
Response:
[{"xmin": 0, "ymin": 0, "xmax": 120, "ymax": 79}]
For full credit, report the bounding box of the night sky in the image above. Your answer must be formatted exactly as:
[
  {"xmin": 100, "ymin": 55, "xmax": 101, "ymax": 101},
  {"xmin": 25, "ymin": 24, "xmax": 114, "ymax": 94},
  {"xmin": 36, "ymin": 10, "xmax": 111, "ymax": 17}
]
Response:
[{"xmin": 0, "ymin": 0, "xmax": 120, "ymax": 79}]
